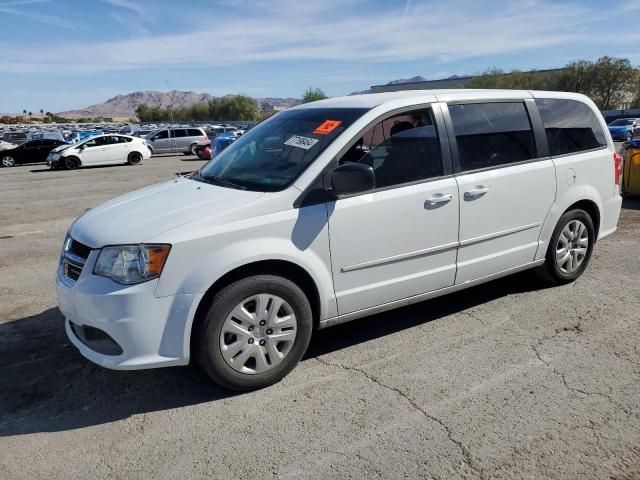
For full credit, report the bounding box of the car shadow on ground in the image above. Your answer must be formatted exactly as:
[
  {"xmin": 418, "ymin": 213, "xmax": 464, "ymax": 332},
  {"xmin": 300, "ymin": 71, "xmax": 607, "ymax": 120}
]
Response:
[
  {"xmin": 622, "ymin": 196, "xmax": 640, "ymax": 210},
  {"xmin": 29, "ymin": 164, "xmax": 135, "ymax": 173},
  {"xmin": 0, "ymin": 271, "xmax": 551, "ymax": 437}
]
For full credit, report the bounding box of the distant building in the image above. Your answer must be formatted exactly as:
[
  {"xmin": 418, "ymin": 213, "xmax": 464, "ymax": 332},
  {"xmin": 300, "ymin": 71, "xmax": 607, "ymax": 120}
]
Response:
[{"xmin": 369, "ymin": 68, "xmax": 566, "ymax": 93}]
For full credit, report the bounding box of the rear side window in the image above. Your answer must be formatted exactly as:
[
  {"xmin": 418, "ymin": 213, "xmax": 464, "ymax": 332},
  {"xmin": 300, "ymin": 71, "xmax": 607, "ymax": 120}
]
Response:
[
  {"xmin": 173, "ymin": 129, "xmax": 188, "ymax": 138},
  {"xmin": 449, "ymin": 102, "xmax": 536, "ymax": 172},
  {"xmin": 535, "ymin": 98, "xmax": 606, "ymax": 156},
  {"xmin": 188, "ymin": 129, "xmax": 203, "ymax": 137}
]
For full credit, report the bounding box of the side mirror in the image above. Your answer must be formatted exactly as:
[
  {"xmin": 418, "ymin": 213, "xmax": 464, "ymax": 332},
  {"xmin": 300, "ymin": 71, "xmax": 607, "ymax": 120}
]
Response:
[{"xmin": 330, "ymin": 163, "xmax": 375, "ymax": 196}]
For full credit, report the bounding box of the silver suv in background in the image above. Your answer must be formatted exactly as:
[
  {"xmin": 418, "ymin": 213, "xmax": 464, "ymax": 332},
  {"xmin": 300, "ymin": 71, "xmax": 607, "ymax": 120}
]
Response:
[{"xmin": 145, "ymin": 127, "xmax": 208, "ymax": 155}]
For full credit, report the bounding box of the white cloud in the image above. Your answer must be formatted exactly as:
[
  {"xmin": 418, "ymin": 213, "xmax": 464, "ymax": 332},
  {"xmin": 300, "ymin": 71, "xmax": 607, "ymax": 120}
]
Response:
[
  {"xmin": 100, "ymin": 0, "xmax": 145, "ymax": 16},
  {"xmin": 0, "ymin": 0, "xmax": 80, "ymax": 29},
  {"xmin": 0, "ymin": 0, "xmax": 636, "ymax": 73},
  {"xmin": 109, "ymin": 10, "xmax": 149, "ymax": 35}
]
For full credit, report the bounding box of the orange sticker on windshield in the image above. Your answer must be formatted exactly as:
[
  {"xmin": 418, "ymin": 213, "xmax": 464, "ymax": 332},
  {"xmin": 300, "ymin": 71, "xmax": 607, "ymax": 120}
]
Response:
[{"xmin": 313, "ymin": 120, "xmax": 342, "ymax": 135}]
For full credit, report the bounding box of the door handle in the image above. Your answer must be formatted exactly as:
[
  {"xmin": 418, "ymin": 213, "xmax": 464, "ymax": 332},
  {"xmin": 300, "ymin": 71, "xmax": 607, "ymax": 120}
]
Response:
[
  {"xmin": 425, "ymin": 193, "xmax": 453, "ymax": 206},
  {"xmin": 464, "ymin": 185, "xmax": 490, "ymax": 199}
]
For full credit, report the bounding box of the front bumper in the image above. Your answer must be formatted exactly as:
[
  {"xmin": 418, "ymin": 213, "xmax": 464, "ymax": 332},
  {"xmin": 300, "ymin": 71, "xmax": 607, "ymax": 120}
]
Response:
[
  {"xmin": 57, "ymin": 252, "xmax": 197, "ymax": 370},
  {"xmin": 47, "ymin": 153, "xmax": 62, "ymax": 167}
]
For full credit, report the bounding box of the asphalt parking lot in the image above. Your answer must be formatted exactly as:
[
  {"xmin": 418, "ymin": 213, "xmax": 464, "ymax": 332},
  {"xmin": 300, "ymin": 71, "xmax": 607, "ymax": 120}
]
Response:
[{"xmin": 1, "ymin": 154, "xmax": 639, "ymax": 479}]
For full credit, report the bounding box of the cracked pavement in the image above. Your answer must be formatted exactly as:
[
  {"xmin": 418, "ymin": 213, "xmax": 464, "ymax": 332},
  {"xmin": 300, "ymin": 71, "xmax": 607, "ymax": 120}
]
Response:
[{"xmin": 1, "ymin": 157, "xmax": 639, "ymax": 479}]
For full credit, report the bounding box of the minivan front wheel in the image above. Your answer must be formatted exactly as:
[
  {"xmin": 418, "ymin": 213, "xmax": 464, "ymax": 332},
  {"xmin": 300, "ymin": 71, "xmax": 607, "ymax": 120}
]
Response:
[
  {"xmin": 196, "ymin": 274, "xmax": 313, "ymax": 391},
  {"xmin": 543, "ymin": 209, "xmax": 594, "ymax": 284}
]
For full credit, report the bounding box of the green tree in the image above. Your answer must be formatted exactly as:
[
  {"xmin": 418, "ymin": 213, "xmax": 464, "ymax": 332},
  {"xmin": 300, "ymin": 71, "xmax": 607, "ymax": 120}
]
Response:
[
  {"xmin": 28, "ymin": 111, "xmax": 33, "ymax": 123},
  {"xmin": 302, "ymin": 87, "xmax": 328, "ymax": 103},
  {"xmin": 589, "ymin": 56, "xmax": 636, "ymax": 110},
  {"xmin": 469, "ymin": 68, "xmax": 553, "ymax": 90},
  {"xmin": 630, "ymin": 73, "xmax": 640, "ymax": 108},
  {"xmin": 214, "ymin": 95, "xmax": 259, "ymax": 120}
]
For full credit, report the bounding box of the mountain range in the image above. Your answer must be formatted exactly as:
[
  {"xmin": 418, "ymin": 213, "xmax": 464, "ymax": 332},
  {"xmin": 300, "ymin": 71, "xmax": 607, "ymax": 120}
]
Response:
[
  {"xmin": 56, "ymin": 91, "xmax": 301, "ymax": 119},
  {"xmin": 55, "ymin": 75, "xmax": 444, "ymax": 119}
]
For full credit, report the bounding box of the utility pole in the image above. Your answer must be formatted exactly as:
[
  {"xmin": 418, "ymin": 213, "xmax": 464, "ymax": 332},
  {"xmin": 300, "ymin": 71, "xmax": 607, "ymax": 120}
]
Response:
[{"xmin": 167, "ymin": 80, "xmax": 175, "ymax": 125}]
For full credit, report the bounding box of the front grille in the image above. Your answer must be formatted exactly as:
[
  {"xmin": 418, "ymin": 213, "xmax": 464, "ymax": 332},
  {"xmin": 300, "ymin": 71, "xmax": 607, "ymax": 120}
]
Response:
[
  {"xmin": 64, "ymin": 260, "xmax": 83, "ymax": 281},
  {"xmin": 62, "ymin": 236, "xmax": 91, "ymax": 282},
  {"xmin": 69, "ymin": 239, "xmax": 92, "ymax": 259}
]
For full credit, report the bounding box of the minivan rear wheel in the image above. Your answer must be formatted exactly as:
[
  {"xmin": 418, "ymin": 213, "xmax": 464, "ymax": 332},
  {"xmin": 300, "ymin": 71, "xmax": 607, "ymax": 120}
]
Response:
[
  {"xmin": 542, "ymin": 209, "xmax": 594, "ymax": 284},
  {"xmin": 195, "ymin": 274, "xmax": 313, "ymax": 391},
  {"xmin": 189, "ymin": 143, "xmax": 198, "ymax": 155}
]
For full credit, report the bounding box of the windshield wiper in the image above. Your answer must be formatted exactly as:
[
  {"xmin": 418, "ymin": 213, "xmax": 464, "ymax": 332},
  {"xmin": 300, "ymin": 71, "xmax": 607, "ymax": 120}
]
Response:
[{"xmin": 195, "ymin": 172, "xmax": 247, "ymax": 190}]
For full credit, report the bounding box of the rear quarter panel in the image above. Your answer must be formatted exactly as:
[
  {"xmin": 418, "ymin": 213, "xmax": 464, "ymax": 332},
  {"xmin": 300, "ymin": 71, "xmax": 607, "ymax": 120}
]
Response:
[{"xmin": 531, "ymin": 92, "xmax": 617, "ymax": 258}]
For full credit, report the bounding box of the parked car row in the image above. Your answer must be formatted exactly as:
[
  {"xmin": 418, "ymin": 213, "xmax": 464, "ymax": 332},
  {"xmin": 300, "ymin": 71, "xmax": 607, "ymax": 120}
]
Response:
[
  {"xmin": 1, "ymin": 123, "xmax": 249, "ymax": 168},
  {"xmin": 0, "ymin": 134, "xmax": 151, "ymax": 169}
]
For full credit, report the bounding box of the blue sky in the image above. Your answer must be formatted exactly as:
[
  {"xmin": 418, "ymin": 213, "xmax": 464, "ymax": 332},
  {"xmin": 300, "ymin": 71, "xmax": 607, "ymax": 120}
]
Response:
[{"xmin": 1, "ymin": 0, "xmax": 639, "ymax": 113}]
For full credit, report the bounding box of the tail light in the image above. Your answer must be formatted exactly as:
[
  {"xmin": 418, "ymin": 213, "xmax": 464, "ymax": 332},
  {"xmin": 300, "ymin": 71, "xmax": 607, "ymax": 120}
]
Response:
[{"xmin": 613, "ymin": 153, "xmax": 623, "ymax": 186}]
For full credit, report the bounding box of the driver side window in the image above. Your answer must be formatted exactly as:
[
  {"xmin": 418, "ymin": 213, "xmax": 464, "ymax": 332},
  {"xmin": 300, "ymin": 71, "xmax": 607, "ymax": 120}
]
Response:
[
  {"xmin": 153, "ymin": 130, "xmax": 169, "ymax": 140},
  {"xmin": 338, "ymin": 108, "xmax": 443, "ymax": 189}
]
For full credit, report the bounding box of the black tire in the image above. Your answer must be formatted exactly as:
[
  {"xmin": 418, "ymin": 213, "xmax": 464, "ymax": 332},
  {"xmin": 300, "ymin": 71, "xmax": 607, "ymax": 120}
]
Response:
[
  {"xmin": 65, "ymin": 156, "xmax": 80, "ymax": 170},
  {"xmin": 195, "ymin": 274, "xmax": 313, "ymax": 391},
  {"xmin": 541, "ymin": 209, "xmax": 595, "ymax": 284},
  {"xmin": 189, "ymin": 143, "xmax": 198, "ymax": 155},
  {"xmin": 127, "ymin": 151, "xmax": 142, "ymax": 165}
]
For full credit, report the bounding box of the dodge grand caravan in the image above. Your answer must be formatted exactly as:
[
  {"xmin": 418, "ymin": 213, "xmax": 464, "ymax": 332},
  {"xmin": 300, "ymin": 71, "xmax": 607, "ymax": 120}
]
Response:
[{"xmin": 58, "ymin": 90, "xmax": 622, "ymax": 391}]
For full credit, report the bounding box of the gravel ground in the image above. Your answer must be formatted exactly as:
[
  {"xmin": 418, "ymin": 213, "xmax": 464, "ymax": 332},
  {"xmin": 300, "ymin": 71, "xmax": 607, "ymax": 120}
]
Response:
[{"xmin": 0, "ymin": 154, "xmax": 639, "ymax": 479}]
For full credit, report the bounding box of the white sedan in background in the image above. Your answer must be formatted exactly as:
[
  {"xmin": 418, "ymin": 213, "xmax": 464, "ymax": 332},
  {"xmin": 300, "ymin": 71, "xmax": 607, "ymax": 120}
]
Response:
[
  {"xmin": 47, "ymin": 134, "xmax": 151, "ymax": 169},
  {"xmin": 0, "ymin": 140, "xmax": 17, "ymax": 151}
]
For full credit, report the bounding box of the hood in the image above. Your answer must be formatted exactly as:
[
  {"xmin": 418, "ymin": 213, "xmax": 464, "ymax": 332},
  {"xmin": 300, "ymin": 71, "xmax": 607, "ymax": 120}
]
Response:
[
  {"xmin": 52, "ymin": 143, "xmax": 77, "ymax": 153},
  {"xmin": 70, "ymin": 177, "xmax": 264, "ymax": 247}
]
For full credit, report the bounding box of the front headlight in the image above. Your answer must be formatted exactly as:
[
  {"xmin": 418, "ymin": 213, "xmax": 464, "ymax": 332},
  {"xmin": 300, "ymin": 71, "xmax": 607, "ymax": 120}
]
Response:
[{"xmin": 94, "ymin": 244, "xmax": 171, "ymax": 285}]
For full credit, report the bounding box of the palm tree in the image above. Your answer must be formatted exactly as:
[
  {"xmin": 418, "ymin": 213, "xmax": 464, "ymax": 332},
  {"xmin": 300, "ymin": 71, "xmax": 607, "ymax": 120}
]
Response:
[
  {"xmin": 40, "ymin": 109, "xmax": 44, "ymax": 119},
  {"xmin": 22, "ymin": 109, "xmax": 27, "ymax": 122},
  {"xmin": 28, "ymin": 111, "xmax": 33, "ymax": 123}
]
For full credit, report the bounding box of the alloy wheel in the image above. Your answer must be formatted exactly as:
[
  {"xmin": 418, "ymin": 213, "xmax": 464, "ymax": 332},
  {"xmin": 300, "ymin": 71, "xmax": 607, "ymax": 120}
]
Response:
[
  {"xmin": 2, "ymin": 156, "xmax": 15, "ymax": 167},
  {"xmin": 219, "ymin": 294, "xmax": 297, "ymax": 374},
  {"xmin": 556, "ymin": 219, "xmax": 589, "ymax": 274}
]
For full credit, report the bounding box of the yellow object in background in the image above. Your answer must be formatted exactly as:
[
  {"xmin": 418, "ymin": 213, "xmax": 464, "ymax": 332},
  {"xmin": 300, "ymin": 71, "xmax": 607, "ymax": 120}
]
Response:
[{"xmin": 623, "ymin": 144, "xmax": 640, "ymax": 196}]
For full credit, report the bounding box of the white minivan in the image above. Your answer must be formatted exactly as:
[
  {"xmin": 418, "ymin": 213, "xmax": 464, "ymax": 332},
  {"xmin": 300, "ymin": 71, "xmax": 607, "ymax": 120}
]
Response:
[{"xmin": 57, "ymin": 90, "xmax": 622, "ymax": 390}]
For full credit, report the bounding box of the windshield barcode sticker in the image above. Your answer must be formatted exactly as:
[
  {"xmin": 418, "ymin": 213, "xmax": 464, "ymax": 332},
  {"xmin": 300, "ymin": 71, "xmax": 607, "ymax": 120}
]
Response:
[{"xmin": 284, "ymin": 135, "xmax": 319, "ymax": 150}]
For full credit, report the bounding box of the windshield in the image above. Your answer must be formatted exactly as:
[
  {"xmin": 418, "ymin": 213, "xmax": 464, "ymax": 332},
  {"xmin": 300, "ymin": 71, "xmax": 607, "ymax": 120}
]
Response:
[
  {"xmin": 197, "ymin": 107, "xmax": 368, "ymax": 191},
  {"xmin": 610, "ymin": 119, "xmax": 634, "ymax": 126}
]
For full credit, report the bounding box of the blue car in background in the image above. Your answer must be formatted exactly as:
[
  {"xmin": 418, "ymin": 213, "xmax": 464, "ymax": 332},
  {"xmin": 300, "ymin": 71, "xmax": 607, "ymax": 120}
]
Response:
[
  {"xmin": 608, "ymin": 118, "xmax": 640, "ymax": 141},
  {"xmin": 65, "ymin": 130, "xmax": 103, "ymax": 143},
  {"xmin": 211, "ymin": 131, "xmax": 242, "ymax": 158}
]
